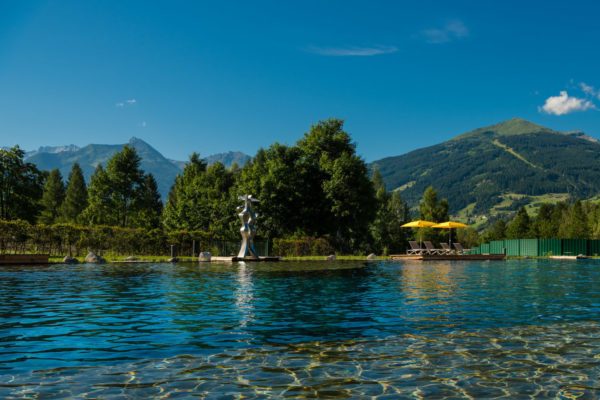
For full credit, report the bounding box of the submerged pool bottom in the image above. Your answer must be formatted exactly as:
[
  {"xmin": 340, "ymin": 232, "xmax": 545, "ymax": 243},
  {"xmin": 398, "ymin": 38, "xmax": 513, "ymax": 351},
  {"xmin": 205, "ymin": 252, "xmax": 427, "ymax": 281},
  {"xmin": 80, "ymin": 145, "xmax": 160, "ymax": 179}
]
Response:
[
  {"xmin": 3, "ymin": 321, "xmax": 599, "ymax": 398},
  {"xmin": 1, "ymin": 260, "xmax": 600, "ymax": 398}
]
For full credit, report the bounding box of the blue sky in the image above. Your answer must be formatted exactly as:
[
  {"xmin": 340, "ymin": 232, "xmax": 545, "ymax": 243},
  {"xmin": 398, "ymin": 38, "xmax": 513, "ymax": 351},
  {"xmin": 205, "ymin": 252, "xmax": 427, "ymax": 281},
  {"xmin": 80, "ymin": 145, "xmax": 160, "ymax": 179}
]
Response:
[{"xmin": 2, "ymin": 0, "xmax": 600, "ymax": 161}]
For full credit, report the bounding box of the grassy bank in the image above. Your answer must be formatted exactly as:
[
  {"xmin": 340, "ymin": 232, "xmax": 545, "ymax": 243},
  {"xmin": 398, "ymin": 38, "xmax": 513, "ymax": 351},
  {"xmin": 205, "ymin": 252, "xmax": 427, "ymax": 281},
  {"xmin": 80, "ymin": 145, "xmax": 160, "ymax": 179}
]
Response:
[{"xmin": 47, "ymin": 254, "xmax": 387, "ymax": 263}]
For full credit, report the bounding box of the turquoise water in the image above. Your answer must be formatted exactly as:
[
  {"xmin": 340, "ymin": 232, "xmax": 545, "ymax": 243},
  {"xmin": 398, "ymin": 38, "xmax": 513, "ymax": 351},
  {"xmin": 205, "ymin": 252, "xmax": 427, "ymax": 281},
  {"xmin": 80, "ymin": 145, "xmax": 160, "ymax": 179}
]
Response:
[{"xmin": 1, "ymin": 260, "xmax": 600, "ymax": 398}]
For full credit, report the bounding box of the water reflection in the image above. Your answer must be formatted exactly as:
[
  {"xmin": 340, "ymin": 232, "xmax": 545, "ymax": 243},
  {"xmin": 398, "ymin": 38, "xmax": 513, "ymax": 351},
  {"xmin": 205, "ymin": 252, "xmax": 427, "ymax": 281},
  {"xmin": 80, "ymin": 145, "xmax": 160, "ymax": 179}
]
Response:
[
  {"xmin": 1, "ymin": 260, "xmax": 600, "ymax": 398},
  {"xmin": 235, "ymin": 262, "xmax": 254, "ymax": 328}
]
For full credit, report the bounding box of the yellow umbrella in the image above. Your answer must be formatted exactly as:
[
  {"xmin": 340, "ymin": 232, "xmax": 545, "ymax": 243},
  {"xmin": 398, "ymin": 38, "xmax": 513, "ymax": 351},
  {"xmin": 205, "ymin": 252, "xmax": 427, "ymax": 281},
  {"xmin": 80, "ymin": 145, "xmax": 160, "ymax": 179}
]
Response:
[
  {"xmin": 432, "ymin": 221, "xmax": 468, "ymax": 246},
  {"xmin": 401, "ymin": 220, "xmax": 437, "ymax": 228},
  {"xmin": 431, "ymin": 221, "xmax": 467, "ymax": 229},
  {"xmin": 401, "ymin": 220, "xmax": 436, "ymax": 247}
]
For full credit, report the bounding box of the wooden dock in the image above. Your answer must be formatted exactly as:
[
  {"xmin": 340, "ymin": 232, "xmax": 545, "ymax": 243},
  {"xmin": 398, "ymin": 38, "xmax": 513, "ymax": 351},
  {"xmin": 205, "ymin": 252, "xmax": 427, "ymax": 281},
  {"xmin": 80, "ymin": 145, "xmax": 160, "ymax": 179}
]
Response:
[
  {"xmin": 390, "ymin": 254, "xmax": 506, "ymax": 261},
  {"xmin": 0, "ymin": 254, "xmax": 50, "ymax": 264}
]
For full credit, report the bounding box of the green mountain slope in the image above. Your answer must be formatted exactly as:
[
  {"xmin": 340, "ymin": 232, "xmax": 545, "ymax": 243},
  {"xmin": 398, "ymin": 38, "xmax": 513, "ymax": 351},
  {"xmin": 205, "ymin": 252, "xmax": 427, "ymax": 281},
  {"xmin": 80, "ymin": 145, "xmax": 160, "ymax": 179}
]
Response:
[
  {"xmin": 25, "ymin": 138, "xmax": 250, "ymax": 198},
  {"xmin": 372, "ymin": 118, "xmax": 600, "ymax": 220}
]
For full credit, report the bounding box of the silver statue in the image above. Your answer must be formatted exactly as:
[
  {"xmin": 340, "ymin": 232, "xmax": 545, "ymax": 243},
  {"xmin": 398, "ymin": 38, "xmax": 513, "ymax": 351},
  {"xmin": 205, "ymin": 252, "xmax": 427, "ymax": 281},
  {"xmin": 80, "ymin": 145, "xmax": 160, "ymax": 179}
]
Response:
[{"xmin": 237, "ymin": 194, "xmax": 259, "ymax": 258}]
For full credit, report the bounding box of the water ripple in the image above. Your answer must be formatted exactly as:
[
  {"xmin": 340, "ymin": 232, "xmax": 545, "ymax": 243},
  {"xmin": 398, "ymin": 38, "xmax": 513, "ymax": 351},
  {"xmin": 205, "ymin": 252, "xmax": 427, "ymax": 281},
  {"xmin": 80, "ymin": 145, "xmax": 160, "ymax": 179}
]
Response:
[{"xmin": 1, "ymin": 260, "xmax": 600, "ymax": 398}]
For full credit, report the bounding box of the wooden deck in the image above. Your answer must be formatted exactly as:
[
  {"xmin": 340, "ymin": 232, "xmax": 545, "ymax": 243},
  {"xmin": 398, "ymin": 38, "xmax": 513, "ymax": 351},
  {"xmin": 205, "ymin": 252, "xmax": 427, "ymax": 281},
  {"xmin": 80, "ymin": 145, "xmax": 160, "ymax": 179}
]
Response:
[
  {"xmin": 0, "ymin": 254, "xmax": 50, "ymax": 264},
  {"xmin": 390, "ymin": 254, "xmax": 506, "ymax": 261}
]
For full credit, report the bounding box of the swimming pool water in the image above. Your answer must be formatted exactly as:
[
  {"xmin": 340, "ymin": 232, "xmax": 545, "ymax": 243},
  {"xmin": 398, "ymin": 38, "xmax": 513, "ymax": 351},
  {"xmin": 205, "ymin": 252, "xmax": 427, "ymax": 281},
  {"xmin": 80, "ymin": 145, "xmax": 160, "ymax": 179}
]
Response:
[{"xmin": 1, "ymin": 260, "xmax": 599, "ymax": 398}]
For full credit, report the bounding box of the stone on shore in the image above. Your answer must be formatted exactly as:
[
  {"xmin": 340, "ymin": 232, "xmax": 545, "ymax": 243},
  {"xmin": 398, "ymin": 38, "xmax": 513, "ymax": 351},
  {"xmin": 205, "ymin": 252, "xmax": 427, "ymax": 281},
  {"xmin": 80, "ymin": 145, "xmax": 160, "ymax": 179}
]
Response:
[
  {"xmin": 199, "ymin": 252, "xmax": 212, "ymax": 262},
  {"xmin": 63, "ymin": 256, "xmax": 79, "ymax": 264},
  {"xmin": 85, "ymin": 252, "xmax": 106, "ymax": 264},
  {"xmin": 367, "ymin": 253, "xmax": 377, "ymax": 260},
  {"xmin": 326, "ymin": 254, "xmax": 336, "ymax": 261}
]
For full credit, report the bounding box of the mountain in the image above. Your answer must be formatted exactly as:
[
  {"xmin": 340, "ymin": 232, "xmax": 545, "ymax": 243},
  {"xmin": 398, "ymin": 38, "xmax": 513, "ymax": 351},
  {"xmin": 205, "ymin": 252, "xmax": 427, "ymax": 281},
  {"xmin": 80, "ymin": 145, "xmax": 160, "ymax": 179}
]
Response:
[
  {"xmin": 204, "ymin": 151, "xmax": 251, "ymax": 167},
  {"xmin": 26, "ymin": 145, "xmax": 81, "ymax": 157},
  {"xmin": 372, "ymin": 118, "xmax": 600, "ymax": 224},
  {"xmin": 24, "ymin": 138, "xmax": 250, "ymax": 198}
]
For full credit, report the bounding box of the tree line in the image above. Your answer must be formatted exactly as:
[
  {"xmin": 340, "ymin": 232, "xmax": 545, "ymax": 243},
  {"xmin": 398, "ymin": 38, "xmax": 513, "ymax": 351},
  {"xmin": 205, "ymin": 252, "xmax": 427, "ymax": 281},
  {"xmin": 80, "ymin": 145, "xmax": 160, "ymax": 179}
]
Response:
[
  {"xmin": 482, "ymin": 200, "xmax": 600, "ymax": 242},
  {"xmin": 1, "ymin": 119, "xmax": 424, "ymax": 255}
]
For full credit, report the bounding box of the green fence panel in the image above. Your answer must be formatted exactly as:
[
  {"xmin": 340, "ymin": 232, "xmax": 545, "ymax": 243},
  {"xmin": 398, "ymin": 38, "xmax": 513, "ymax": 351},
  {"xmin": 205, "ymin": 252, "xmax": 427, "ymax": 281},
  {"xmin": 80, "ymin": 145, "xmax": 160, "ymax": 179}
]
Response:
[
  {"xmin": 562, "ymin": 239, "xmax": 587, "ymax": 256},
  {"xmin": 470, "ymin": 246, "xmax": 480, "ymax": 255},
  {"xmin": 519, "ymin": 239, "xmax": 539, "ymax": 256},
  {"xmin": 480, "ymin": 243, "xmax": 490, "ymax": 254},
  {"xmin": 504, "ymin": 239, "xmax": 520, "ymax": 256},
  {"xmin": 588, "ymin": 240, "xmax": 600, "ymax": 256},
  {"xmin": 489, "ymin": 240, "xmax": 505, "ymax": 254},
  {"xmin": 538, "ymin": 239, "xmax": 561, "ymax": 256}
]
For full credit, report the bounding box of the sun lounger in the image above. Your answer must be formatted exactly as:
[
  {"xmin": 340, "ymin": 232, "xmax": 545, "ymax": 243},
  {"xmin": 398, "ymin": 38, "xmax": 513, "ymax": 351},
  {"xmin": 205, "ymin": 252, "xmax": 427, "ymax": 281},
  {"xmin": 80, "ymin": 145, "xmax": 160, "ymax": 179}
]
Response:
[
  {"xmin": 453, "ymin": 243, "xmax": 471, "ymax": 255},
  {"xmin": 407, "ymin": 241, "xmax": 424, "ymax": 255},
  {"xmin": 440, "ymin": 243, "xmax": 454, "ymax": 255},
  {"xmin": 423, "ymin": 241, "xmax": 443, "ymax": 255}
]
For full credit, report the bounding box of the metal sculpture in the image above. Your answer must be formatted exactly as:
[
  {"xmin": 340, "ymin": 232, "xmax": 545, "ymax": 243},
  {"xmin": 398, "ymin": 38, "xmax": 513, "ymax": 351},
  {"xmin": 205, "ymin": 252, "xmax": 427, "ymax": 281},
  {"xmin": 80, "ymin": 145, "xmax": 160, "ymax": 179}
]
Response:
[{"xmin": 237, "ymin": 194, "xmax": 259, "ymax": 258}]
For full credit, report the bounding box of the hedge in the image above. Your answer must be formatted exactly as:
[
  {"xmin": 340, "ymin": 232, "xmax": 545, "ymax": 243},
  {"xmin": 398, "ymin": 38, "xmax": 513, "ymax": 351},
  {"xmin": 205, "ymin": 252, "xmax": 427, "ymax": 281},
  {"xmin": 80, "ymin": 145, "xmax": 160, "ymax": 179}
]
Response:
[
  {"xmin": 0, "ymin": 220, "xmax": 235, "ymax": 257},
  {"xmin": 272, "ymin": 237, "xmax": 333, "ymax": 256}
]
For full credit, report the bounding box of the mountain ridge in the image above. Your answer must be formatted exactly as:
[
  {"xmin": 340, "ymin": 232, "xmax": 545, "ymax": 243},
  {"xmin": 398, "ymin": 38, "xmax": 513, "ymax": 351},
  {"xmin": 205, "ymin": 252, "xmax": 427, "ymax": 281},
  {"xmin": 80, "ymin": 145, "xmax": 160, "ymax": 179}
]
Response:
[
  {"xmin": 22, "ymin": 138, "xmax": 251, "ymax": 198},
  {"xmin": 372, "ymin": 118, "xmax": 600, "ymax": 224}
]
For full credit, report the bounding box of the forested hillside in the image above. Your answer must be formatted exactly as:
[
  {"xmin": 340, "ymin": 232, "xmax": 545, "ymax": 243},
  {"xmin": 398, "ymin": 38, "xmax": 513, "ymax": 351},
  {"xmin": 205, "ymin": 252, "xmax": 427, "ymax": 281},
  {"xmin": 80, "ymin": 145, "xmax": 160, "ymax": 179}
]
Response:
[{"xmin": 372, "ymin": 118, "xmax": 600, "ymax": 221}]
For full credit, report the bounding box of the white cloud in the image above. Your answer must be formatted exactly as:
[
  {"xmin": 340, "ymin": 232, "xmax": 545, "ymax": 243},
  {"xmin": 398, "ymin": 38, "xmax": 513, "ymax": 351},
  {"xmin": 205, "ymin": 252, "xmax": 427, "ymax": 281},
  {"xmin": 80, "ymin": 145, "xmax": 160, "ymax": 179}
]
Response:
[
  {"xmin": 420, "ymin": 20, "xmax": 469, "ymax": 44},
  {"xmin": 580, "ymin": 82, "xmax": 595, "ymax": 95},
  {"xmin": 307, "ymin": 45, "xmax": 398, "ymax": 57},
  {"xmin": 115, "ymin": 98, "xmax": 137, "ymax": 108},
  {"xmin": 539, "ymin": 91, "xmax": 596, "ymax": 115},
  {"xmin": 579, "ymin": 82, "xmax": 600, "ymax": 99}
]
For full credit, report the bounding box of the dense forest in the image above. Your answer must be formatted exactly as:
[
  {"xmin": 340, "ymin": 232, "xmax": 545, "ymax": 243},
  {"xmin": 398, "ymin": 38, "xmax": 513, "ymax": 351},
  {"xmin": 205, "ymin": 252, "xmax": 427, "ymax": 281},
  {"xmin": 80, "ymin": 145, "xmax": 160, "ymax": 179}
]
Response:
[{"xmin": 0, "ymin": 119, "xmax": 417, "ymax": 256}]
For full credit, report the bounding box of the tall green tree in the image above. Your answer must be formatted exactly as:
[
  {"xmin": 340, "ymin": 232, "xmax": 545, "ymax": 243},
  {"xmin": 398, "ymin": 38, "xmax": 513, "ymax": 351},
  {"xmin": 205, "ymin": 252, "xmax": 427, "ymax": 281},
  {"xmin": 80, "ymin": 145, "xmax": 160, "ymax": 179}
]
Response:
[
  {"xmin": 370, "ymin": 169, "xmax": 410, "ymax": 254},
  {"xmin": 38, "ymin": 169, "xmax": 66, "ymax": 225},
  {"xmin": 131, "ymin": 174, "xmax": 163, "ymax": 229},
  {"xmin": 105, "ymin": 145, "xmax": 145, "ymax": 227},
  {"xmin": 235, "ymin": 145, "xmax": 305, "ymax": 239},
  {"xmin": 60, "ymin": 163, "xmax": 88, "ymax": 223},
  {"xmin": 506, "ymin": 207, "xmax": 531, "ymax": 239},
  {"xmin": 482, "ymin": 219, "xmax": 507, "ymax": 242},
  {"xmin": 296, "ymin": 119, "xmax": 376, "ymax": 251},
  {"xmin": 558, "ymin": 200, "xmax": 589, "ymax": 239},
  {"xmin": 82, "ymin": 165, "xmax": 114, "ymax": 225},
  {"xmin": 418, "ymin": 186, "xmax": 449, "ymax": 243},
  {"xmin": 82, "ymin": 146, "xmax": 156, "ymax": 228},
  {"xmin": 0, "ymin": 146, "xmax": 44, "ymax": 222},
  {"xmin": 234, "ymin": 119, "xmax": 377, "ymax": 252},
  {"xmin": 532, "ymin": 203, "xmax": 558, "ymax": 238},
  {"xmin": 163, "ymin": 154, "xmax": 236, "ymax": 235}
]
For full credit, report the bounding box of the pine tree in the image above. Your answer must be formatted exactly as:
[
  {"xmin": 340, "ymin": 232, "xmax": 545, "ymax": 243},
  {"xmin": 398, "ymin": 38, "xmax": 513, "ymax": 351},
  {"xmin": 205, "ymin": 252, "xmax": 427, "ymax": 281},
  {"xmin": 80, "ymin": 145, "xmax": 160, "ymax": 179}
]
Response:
[
  {"xmin": 418, "ymin": 186, "xmax": 449, "ymax": 243},
  {"xmin": 60, "ymin": 163, "xmax": 88, "ymax": 223},
  {"xmin": 105, "ymin": 145, "xmax": 145, "ymax": 227},
  {"xmin": 131, "ymin": 173, "xmax": 163, "ymax": 229},
  {"xmin": 533, "ymin": 203, "xmax": 557, "ymax": 238},
  {"xmin": 483, "ymin": 219, "xmax": 507, "ymax": 241},
  {"xmin": 506, "ymin": 207, "xmax": 531, "ymax": 239},
  {"xmin": 82, "ymin": 165, "xmax": 115, "ymax": 225},
  {"xmin": 558, "ymin": 200, "xmax": 589, "ymax": 239},
  {"xmin": 0, "ymin": 146, "xmax": 44, "ymax": 222},
  {"xmin": 38, "ymin": 169, "xmax": 66, "ymax": 225}
]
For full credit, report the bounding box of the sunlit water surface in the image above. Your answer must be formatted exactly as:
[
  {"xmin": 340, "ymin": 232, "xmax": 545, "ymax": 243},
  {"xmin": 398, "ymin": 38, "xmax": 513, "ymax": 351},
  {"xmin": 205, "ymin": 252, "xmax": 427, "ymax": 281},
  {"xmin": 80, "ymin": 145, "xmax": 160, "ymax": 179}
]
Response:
[{"xmin": 1, "ymin": 260, "xmax": 600, "ymax": 398}]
